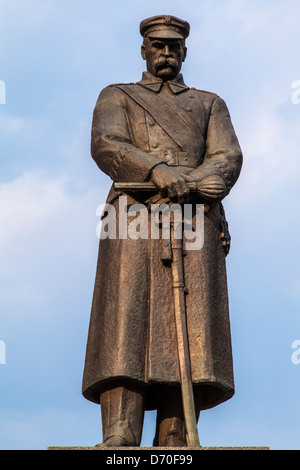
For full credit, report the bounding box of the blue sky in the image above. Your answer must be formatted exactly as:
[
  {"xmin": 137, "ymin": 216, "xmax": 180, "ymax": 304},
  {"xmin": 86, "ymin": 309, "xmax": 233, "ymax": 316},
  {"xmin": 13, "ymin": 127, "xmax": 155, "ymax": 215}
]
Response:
[{"xmin": 0, "ymin": 0, "xmax": 300, "ymax": 450}]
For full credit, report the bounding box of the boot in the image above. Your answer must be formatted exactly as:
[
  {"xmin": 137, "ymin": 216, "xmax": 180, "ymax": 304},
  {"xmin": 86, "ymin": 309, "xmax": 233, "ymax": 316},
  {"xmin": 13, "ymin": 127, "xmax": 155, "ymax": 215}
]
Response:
[
  {"xmin": 153, "ymin": 386, "xmax": 201, "ymax": 447},
  {"xmin": 99, "ymin": 384, "xmax": 145, "ymax": 446}
]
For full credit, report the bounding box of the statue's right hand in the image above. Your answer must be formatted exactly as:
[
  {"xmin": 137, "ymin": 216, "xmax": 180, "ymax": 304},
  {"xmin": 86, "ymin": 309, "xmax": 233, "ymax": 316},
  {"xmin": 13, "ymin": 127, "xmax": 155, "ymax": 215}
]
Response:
[{"xmin": 150, "ymin": 164, "xmax": 190, "ymax": 204}]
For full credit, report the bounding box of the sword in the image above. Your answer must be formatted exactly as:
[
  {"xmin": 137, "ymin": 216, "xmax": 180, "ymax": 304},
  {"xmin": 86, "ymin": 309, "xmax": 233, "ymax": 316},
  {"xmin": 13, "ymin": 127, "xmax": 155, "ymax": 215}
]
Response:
[
  {"xmin": 169, "ymin": 211, "xmax": 200, "ymax": 447},
  {"xmin": 113, "ymin": 176, "xmax": 226, "ymax": 200},
  {"xmin": 114, "ymin": 180, "xmax": 202, "ymax": 447}
]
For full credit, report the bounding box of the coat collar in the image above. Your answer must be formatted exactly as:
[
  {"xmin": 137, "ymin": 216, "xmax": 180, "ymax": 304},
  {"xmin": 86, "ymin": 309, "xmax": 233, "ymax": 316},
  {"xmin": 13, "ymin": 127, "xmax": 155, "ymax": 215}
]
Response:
[{"xmin": 137, "ymin": 71, "xmax": 189, "ymax": 95}]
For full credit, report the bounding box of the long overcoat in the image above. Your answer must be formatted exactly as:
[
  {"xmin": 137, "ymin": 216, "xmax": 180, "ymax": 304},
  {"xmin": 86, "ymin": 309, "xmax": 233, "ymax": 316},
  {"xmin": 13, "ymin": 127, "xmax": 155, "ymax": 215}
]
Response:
[{"xmin": 82, "ymin": 71, "xmax": 243, "ymax": 411}]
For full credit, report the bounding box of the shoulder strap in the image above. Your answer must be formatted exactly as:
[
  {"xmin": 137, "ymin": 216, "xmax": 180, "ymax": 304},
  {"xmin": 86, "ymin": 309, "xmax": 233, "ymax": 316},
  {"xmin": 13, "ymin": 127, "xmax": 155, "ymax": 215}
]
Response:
[{"xmin": 116, "ymin": 84, "xmax": 202, "ymax": 150}]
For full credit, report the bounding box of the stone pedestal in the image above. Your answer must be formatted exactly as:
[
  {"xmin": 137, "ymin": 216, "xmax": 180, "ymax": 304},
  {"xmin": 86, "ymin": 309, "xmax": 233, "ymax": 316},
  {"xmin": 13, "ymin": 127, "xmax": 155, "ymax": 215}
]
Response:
[{"xmin": 48, "ymin": 446, "xmax": 269, "ymax": 450}]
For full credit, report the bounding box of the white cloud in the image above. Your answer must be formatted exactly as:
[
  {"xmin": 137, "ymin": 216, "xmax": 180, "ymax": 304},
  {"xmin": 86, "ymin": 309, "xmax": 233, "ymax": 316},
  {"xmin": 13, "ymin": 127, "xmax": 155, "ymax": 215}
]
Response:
[
  {"xmin": 0, "ymin": 171, "xmax": 101, "ymax": 317},
  {"xmin": 228, "ymin": 100, "xmax": 300, "ymax": 208},
  {"xmin": 0, "ymin": 172, "xmax": 71, "ymax": 241},
  {"xmin": 0, "ymin": 114, "xmax": 37, "ymax": 137}
]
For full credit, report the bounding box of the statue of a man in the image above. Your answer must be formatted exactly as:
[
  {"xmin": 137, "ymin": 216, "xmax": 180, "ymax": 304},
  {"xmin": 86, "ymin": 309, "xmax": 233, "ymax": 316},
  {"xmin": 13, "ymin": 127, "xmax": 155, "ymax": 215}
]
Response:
[{"xmin": 82, "ymin": 15, "xmax": 242, "ymax": 447}]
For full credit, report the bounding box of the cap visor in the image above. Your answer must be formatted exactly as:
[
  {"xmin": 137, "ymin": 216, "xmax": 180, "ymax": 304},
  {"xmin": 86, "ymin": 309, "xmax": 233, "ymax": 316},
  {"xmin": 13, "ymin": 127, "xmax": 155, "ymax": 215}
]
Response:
[{"xmin": 147, "ymin": 30, "xmax": 184, "ymax": 39}]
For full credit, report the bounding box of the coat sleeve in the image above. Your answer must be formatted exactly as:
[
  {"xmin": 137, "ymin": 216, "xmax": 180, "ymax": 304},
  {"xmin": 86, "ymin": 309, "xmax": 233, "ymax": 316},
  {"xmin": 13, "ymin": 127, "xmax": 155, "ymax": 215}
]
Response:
[
  {"xmin": 188, "ymin": 96, "xmax": 243, "ymax": 197},
  {"xmin": 91, "ymin": 85, "xmax": 166, "ymax": 182}
]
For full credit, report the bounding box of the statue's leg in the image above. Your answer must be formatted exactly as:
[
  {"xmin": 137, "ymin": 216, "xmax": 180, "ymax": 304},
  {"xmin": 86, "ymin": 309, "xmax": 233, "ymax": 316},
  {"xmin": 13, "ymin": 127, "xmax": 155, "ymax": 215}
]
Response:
[
  {"xmin": 100, "ymin": 383, "xmax": 145, "ymax": 446},
  {"xmin": 153, "ymin": 386, "xmax": 201, "ymax": 447}
]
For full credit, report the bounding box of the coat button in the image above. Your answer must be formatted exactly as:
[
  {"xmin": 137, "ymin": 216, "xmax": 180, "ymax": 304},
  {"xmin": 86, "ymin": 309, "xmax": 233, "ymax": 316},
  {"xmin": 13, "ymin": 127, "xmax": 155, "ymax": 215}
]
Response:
[
  {"xmin": 186, "ymin": 107, "xmax": 192, "ymax": 112},
  {"xmin": 152, "ymin": 142, "xmax": 158, "ymax": 148}
]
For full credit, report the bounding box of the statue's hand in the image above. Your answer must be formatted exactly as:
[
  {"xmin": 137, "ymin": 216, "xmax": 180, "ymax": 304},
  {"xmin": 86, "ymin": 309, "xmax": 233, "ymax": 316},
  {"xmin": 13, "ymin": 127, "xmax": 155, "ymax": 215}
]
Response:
[
  {"xmin": 150, "ymin": 164, "xmax": 190, "ymax": 204},
  {"xmin": 181, "ymin": 173, "xmax": 227, "ymax": 213}
]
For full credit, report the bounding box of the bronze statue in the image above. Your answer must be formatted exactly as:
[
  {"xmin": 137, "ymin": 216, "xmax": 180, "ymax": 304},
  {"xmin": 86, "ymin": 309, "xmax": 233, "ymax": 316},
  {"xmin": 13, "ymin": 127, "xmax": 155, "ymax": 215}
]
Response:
[{"xmin": 82, "ymin": 15, "xmax": 242, "ymax": 447}]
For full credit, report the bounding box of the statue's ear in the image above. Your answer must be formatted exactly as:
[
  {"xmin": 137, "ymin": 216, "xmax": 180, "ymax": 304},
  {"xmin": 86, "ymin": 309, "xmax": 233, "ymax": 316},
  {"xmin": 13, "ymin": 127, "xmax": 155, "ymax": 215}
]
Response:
[
  {"xmin": 141, "ymin": 44, "xmax": 146, "ymax": 60},
  {"xmin": 183, "ymin": 46, "xmax": 187, "ymax": 62}
]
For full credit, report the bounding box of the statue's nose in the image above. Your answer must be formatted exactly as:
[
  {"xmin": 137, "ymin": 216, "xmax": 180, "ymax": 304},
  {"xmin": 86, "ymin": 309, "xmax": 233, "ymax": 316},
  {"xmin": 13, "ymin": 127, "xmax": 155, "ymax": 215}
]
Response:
[{"xmin": 162, "ymin": 45, "xmax": 170, "ymax": 56}]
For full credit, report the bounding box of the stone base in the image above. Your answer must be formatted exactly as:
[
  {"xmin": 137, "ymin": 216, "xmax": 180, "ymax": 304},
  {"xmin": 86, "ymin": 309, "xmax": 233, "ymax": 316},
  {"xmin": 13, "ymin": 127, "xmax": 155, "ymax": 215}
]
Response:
[{"xmin": 48, "ymin": 446, "xmax": 269, "ymax": 450}]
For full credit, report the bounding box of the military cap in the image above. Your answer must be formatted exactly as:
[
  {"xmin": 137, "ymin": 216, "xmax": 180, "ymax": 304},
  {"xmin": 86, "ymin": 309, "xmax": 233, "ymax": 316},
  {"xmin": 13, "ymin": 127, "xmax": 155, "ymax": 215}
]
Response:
[{"xmin": 140, "ymin": 15, "xmax": 190, "ymax": 40}]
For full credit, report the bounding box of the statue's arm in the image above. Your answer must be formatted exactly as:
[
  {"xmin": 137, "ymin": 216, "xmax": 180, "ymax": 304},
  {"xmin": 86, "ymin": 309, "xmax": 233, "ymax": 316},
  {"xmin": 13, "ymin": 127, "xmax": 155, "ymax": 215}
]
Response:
[
  {"xmin": 91, "ymin": 86, "xmax": 165, "ymax": 182},
  {"xmin": 187, "ymin": 96, "xmax": 243, "ymax": 200}
]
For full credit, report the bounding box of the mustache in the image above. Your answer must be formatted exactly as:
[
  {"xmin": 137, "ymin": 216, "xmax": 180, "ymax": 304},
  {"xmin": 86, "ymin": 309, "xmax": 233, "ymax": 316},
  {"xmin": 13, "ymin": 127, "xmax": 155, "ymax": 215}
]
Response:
[{"xmin": 154, "ymin": 57, "xmax": 179, "ymax": 69}]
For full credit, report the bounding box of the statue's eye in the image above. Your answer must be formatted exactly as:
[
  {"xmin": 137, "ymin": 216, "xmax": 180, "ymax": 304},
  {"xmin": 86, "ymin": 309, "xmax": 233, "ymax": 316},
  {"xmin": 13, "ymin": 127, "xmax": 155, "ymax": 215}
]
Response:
[{"xmin": 152, "ymin": 42, "xmax": 165, "ymax": 50}]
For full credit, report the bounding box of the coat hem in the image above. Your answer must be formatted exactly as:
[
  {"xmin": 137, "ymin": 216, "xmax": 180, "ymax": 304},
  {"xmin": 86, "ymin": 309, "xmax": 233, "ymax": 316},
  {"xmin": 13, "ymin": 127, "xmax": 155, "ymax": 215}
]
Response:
[{"xmin": 82, "ymin": 376, "xmax": 234, "ymax": 411}]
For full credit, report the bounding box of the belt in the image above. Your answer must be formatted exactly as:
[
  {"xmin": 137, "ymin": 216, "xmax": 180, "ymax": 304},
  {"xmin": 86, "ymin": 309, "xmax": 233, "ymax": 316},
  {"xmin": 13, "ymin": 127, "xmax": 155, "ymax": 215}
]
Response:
[{"xmin": 150, "ymin": 149, "xmax": 201, "ymax": 168}]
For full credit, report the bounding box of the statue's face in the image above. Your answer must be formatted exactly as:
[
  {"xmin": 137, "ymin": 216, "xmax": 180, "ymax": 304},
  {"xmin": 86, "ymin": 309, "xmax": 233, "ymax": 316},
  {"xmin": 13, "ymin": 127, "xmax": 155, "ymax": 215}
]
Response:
[{"xmin": 141, "ymin": 36, "xmax": 187, "ymax": 80}]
